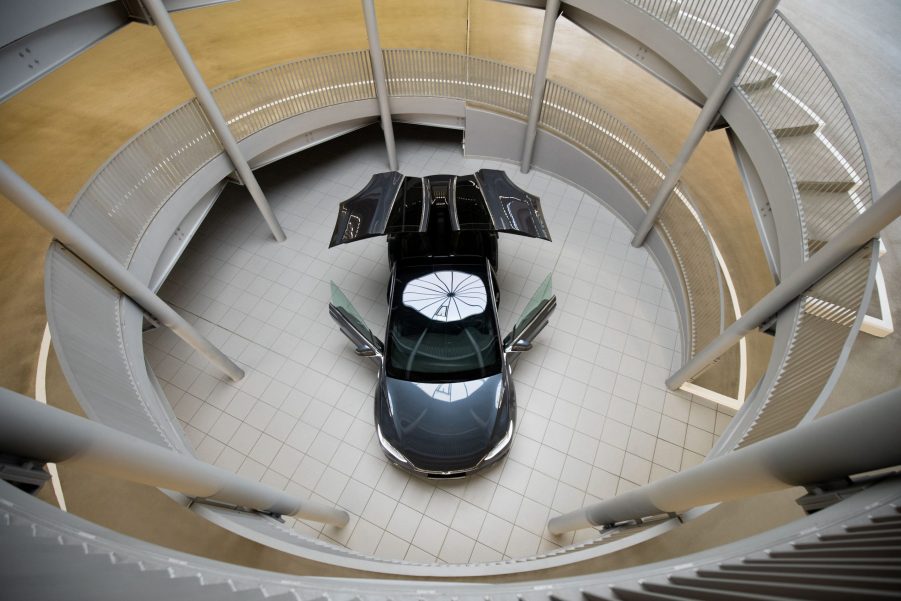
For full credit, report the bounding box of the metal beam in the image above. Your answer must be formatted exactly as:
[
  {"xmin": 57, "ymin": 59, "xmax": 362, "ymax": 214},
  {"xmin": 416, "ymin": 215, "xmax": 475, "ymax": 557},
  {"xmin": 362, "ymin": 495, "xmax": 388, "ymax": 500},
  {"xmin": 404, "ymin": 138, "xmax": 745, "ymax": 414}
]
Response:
[
  {"xmin": 667, "ymin": 179, "xmax": 901, "ymax": 390},
  {"xmin": 520, "ymin": 0, "xmax": 561, "ymax": 173},
  {"xmin": 0, "ymin": 160, "xmax": 244, "ymax": 382},
  {"xmin": 548, "ymin": 386, "xmax": 901, "ymax": 534},
  {"xmin": 361, "ymin": 0, "xmax": 398, "ymax": 171},
  {"xmin": 0, "ymin": 388, "xmax": 348, "ymax": 526},
  {"xmin": 631, "ymin": 0, "xmax": 780, "ymax": 247},
  {"xmin": 140, "ymin": 0, "xmax": 286, "ymax": 242}
]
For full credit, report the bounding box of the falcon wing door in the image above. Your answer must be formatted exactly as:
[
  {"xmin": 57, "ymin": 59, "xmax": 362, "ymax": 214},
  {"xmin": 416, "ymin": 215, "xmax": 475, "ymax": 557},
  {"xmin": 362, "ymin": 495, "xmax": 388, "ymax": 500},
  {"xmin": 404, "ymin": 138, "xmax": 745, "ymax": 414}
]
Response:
[
  {"xmin": 329, "ymin": 282, "xmax": 383, "ymax": 361},
  {"xmin": 329, "ymin": 171, "xmax": 415, "ymax": 247},
  {"xmin": 471, "ymin": 169, "xmax": 552, "ymax": 241},
  {"xmin": 503, "ymin": 274, "xmax": 556, "ymax": 366}
]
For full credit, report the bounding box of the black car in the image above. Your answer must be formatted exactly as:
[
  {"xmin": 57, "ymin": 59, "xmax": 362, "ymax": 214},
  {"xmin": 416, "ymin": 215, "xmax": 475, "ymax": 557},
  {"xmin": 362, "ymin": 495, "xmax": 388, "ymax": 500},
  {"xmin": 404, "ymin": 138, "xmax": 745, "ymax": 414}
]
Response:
[{"xmin": 328, "ymin": 170, "xmax": 556, "ymax": 478}]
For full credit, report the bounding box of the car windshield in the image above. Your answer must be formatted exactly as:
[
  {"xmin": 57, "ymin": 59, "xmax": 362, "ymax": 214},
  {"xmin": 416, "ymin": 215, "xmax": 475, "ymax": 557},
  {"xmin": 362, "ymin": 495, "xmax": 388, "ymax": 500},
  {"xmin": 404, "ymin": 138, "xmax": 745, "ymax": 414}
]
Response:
[{"xmin": 386, "ymin": 261, "xmax": 502, "ymax": 383}]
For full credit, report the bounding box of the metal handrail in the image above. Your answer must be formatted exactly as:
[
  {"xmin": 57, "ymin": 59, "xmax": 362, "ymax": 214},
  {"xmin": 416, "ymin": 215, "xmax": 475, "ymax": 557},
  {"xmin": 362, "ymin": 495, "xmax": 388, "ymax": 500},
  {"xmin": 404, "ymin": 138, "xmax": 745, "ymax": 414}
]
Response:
[
  {"xmin": 4, "ymin": 472, "xmax": 900, "ymax": 598},
  {"xmin": 736, "ymin": 11, "xmax": 874, "ymax": 257},
  {"xmin": 537, "ymin": 79, "xmax": 727, "ymax": 362},
  {"xmin": 624, "ymin": 0, "xmax": 760, "ymax": 69},
  {"xmin": 623, "ymin": 0, "xmax": 878, "ymax": 444}
]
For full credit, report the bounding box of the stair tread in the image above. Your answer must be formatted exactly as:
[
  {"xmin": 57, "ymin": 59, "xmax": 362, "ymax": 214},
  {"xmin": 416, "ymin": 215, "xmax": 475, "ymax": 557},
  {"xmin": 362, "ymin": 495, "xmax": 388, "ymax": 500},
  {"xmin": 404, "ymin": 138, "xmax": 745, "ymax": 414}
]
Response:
[
  {"xmin": 667, "ymin": 10, "xmax": 733, "ymax": 59},
  {"xmin": 745, "ymin": 86, "xmax": 820, "ymax": 136},
  {"xmin": 776, "ymin": 134, "xmax": 856, "ymax": 190},
  {"xmin": 798, "ymin": 189, "xmax": 862, "ymax": 241}
]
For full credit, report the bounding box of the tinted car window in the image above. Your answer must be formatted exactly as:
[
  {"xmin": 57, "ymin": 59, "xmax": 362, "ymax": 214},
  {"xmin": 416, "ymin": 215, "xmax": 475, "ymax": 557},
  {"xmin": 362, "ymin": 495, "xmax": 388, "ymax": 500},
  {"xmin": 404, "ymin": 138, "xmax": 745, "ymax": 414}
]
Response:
[
  {"xmin": 454, "ymin": 176, "xmax": 493, "ymax": 229},
  {"xmin": 386, "ymin": 262, "xmax": 502, "ymax": 383},
  {"xmin": 385, "ymin": 177, "xmax": 424, "ymax": 234}
]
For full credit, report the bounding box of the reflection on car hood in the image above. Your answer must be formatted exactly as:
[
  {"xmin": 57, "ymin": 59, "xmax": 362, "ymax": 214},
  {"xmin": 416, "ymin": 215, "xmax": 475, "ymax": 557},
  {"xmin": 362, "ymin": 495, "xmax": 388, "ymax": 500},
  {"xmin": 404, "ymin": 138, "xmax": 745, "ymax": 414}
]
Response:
[{"xmin": 383, "ymin": 374, "xmax": 505, "ymax": 471}]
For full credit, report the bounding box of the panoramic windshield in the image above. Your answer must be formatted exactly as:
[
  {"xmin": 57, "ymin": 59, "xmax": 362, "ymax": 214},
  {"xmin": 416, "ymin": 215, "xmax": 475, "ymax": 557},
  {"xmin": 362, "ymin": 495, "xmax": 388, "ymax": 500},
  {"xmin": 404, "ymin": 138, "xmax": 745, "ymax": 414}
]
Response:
[{"xmin": 386, "ymin": 261, "xmax": 501, "ymax": 382}]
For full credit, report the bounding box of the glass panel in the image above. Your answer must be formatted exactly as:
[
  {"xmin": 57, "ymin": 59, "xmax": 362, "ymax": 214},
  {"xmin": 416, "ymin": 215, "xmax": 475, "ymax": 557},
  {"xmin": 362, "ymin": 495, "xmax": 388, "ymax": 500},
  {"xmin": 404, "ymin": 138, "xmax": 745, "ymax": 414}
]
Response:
[
  {"xmin": 454, "ymin": 176, "xmax": 493, "ymax": 229},
  {"xmin": 509, "ymin": 273, "xmax": 553, "ymax": 342},
  {"xmin": 330, "ymin": 281, "xmax": 375, "ymax": 343},
  {"xmin": 386, "ymin": 177, "xmax": 424, "ymax": 234},
  {"xmin": 385, "ymin": 262, "xmax": 502, "ymax": 383}
]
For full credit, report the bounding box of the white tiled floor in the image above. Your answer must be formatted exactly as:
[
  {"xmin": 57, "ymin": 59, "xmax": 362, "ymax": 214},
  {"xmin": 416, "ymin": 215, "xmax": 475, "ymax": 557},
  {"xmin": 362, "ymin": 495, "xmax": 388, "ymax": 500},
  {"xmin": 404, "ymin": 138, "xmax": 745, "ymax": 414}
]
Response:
[{"xmin": 145, "ymin": 125, "xmax": 735, "ymax": 563}]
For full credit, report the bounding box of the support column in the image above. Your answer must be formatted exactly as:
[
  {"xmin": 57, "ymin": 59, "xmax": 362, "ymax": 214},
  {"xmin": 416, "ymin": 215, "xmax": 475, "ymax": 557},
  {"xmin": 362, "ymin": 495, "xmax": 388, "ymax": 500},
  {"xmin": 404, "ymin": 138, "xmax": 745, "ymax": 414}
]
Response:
[
  {"xmin": 0, "ymin": 160, "xmax": 244, "ymax": 382},
  {"xmin": 667, "ymin": 179, "xmax": 901, "ymax": 390},
  {"xmin": 141, "ymin": 0, "xmax": 286, "ymax": 242},
  {"xmin": 631, "ymin": 0, "xmax": 780, "ymax": 247},
  {"xmin": 361, "ymin": 0, "xmax": 398, "ymax": 171},
  {"xmin": 520, "ymin": 0, "xmax": 561, "ymax": 174},
  {"xmin": 548, "ymin": 386, "xmax": 901, "ymax": 534},
  {"xmin": 0, "ymin": 388, "xmax": 348, "ymax": 525}
]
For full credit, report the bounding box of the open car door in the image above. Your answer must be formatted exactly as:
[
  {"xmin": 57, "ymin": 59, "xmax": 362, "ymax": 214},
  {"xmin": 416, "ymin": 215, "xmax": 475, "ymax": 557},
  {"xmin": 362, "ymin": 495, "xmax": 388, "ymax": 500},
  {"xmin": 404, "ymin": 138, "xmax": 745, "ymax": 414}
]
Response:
[
  {"xmin": 329, "ymin": 172, "xmax": 407, "ymax": 247},
  {"xmin": 329, "ymin": 282, "xmax": 384, "ymax": 361},
  {"xmin": 329, "ymin": 170, "xmax": 551, "ymax": 248},
  {"xmin": 503, "ymin": 274, "xmax": 556, "ymax": 366},
  {"xmin": 472, "ymin": 169, "xmax": 551, "ymax": 241}
]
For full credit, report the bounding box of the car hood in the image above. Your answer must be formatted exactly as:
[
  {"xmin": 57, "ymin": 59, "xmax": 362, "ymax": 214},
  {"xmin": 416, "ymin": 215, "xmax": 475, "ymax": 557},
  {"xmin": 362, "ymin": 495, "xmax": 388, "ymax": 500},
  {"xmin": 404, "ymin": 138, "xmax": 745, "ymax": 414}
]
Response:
[{"xmin": 381, "ymin": 373, "xmax": 507, "ymax": 471}]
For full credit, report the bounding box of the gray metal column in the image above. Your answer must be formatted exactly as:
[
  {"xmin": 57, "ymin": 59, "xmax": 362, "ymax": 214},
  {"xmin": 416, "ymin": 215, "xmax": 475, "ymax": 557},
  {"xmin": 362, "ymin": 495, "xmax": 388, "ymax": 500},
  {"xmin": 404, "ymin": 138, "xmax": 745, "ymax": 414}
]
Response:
[
  {"xmin": 667, "ymin": 179, "xmax": 901, "ymax": 390},
  {"xmin": 141, "ymin": 0, "xmax": 286, "ymax": 242},
  {"xmin": 520, "ymin": 0, "xmax": 561, "ymax": 174},
  {"xmin": 631, "ymin": 0, "xmax": 780, "ymax": 247},
  {"xmin": 0, "ymin": 160, "xmax": 244, "ymax": 382},
  {"xmin": 361, "ymin": 0, "xmax": 398, "ymax": 171},
  {"xmin": 0, "ymin": 388, "xmax": 349, "ymax": 526},
  {"xmin": 549, "ymin": 386, "xmax": 901, "ymax": 534}
]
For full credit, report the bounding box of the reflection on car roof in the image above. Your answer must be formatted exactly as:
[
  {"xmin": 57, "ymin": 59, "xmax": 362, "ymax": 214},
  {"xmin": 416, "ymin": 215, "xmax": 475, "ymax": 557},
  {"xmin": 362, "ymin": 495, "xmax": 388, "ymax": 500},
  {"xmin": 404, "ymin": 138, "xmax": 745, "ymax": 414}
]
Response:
[{"xmin": 402, "ymin": 270, "xmax": 488, "ymax": 322}]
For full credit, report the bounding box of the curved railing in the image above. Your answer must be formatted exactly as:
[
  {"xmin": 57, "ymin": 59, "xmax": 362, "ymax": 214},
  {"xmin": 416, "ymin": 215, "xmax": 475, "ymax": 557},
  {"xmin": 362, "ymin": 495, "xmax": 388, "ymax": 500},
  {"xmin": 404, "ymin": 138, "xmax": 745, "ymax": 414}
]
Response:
[
  {"xmin": 629, "ymin": 0, "xmax": 760, "ymax": 69},
  {"xmin": 727, "ymin": 241, "xmax": 877, "ymax": 450},
  {"xmin": 213, "ymin": 50, "xmax": 376, "ymax": 140},
  {"xmin": 621, "ymin": 0, "xmax": 877, "ymax": 447},
  {"xmin": 735, "ymin": 13, "xmax": 874, "ymax": 256},
  {"xmin": 67, "ymin": 100, "xmax": 220, "ymax": 267},
  {"xmin": 4, "ymin": 472, "xmax": 900, "ymax": 598},
  {"xmin": 46, "ymin": 101, "xmax": 221, "ymax": 449},
  {"xmin": 626, "ymin": 3, "xmax": 875, "ymax": 245},
  {"xmin": 537, "ymin": 80, "xmax": 729, "ymax": 368},
  {"xmin": 384, "ymin": 49, "xmax": 534, "ymax": 117}
]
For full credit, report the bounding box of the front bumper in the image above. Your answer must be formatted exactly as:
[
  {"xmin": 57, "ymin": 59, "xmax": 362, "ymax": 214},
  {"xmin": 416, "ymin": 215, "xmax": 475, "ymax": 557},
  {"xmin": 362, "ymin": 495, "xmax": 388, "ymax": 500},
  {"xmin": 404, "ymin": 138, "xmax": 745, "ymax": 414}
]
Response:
[{"xmin": 377, "ymin": 421, "xmax": 513, "ymax": 479}]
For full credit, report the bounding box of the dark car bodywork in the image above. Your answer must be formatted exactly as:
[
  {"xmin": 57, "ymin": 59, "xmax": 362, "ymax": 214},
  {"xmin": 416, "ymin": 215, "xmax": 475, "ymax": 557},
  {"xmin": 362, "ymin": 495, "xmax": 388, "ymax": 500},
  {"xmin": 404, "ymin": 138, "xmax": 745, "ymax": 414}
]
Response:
[{"xmin": 328, "ymin": 170, "xmax": 556, "ymax": 478}]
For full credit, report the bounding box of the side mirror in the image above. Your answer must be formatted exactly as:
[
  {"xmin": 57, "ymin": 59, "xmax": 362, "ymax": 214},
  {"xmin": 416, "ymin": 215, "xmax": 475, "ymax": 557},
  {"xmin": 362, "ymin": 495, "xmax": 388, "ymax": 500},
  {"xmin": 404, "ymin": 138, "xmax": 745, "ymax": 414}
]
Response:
[
  {"xmin": 330, "ymin": 303, "xmax": 384, "ymax": 365},
  {"xmin": 354, "ymin": 341, "xmax": 379, "ymax": 357},
  {"xmin": 509, "ymin": 340, "xmax": 533, "ymax": 352},
  {"xmin": 504, "ymin": 319, "xmax": 548, "ymax": 354}
]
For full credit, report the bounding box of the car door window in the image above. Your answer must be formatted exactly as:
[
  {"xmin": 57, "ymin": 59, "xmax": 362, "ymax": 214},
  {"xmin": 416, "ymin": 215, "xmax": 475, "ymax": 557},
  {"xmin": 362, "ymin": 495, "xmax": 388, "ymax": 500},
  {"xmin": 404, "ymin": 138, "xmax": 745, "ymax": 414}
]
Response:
[
  {"xmin": 506, "ymin": 273, "xmax": 555, "ymax": 347},
  {"xmin": 329, "ymin": 282, "xmax": 381, "ymax": 351}
]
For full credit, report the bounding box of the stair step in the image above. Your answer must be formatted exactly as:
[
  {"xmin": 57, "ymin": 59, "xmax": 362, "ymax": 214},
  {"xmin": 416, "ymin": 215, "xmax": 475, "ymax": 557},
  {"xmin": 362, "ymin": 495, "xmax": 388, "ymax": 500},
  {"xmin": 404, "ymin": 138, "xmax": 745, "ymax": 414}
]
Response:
[
  {"xmin": 707, "ymin": 37, "xmax": 731, "ymax": 59},
  {"xmin": 667, "ymin": 9, "xmax": 734, "ymax": 62},
  {"xmin": 0, "ymin": 526, "xmax": 274, "ymax": 601},
  {"xmin": 739, "ymin": 73, "xmax": 777, "ymax": 93},
  {"xmin": 744, "ymin": 86, "xmax": 820, "ymax": 137},
  {"xmin": 3, "ymin": 544, "xmax": 117, "ymax": 577},
  {"xmin": 799, "ymin": 189, "xmax": 862, "ymax": 244},
  {"xmin": 777, "ymin": 135, "xmax": 857, "ymax": 193}
]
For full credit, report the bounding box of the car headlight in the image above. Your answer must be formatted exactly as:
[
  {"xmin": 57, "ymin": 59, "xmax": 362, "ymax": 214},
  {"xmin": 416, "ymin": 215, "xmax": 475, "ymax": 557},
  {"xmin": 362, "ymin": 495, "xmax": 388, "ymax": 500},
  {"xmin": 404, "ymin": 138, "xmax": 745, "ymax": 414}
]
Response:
[
  {"xmin": 482, "ymin": 420, "xmax": 514, "ymax": 463},
  {"xmin": 377, "ymin": 424, "xmax": 409, "ymax": 464}
]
